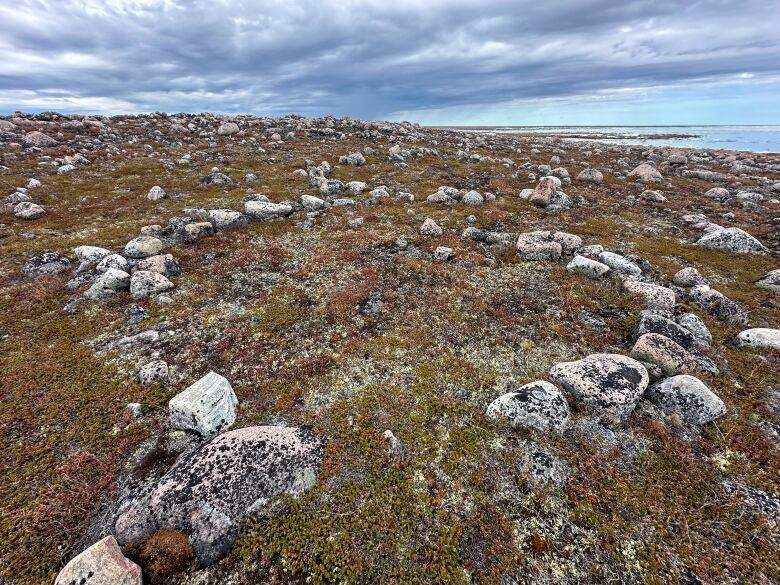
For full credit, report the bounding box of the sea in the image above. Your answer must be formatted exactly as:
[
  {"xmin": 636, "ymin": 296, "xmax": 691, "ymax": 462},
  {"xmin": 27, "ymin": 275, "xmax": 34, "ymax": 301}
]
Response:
[{"xmin": 440, "ymin": 125, "xmax": 780, "ymax": 154}]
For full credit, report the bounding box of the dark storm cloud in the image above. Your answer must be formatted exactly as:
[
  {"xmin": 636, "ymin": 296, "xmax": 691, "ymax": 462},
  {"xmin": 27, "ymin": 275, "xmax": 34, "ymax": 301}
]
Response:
[{"xmin": 0, "ymin": 0, "xmax": 778, "ymax": 117}]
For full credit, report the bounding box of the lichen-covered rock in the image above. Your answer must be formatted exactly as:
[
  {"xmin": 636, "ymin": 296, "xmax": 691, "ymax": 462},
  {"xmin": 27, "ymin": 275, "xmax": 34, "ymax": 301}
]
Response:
[
  {"xmin": 645, "ymin": 375, "xmax": 726, "ymax": 425},
  {"xmin": 96, "ymin": 253, "xmax": 129, "ymax": 273},
  {"xmin": 139, "ymin": 360, "xmax": 169, "ymax": 385},
  {"xmin": 676, "ymin": 313, "xmax": 712, "ymax": 345},
  {"xmin": 169, "ymin": 371, "xmax": 238, "ymax": 437},
  {"xmin": 633, "ymin": 314, "xmax": 696, "ymax": 349},
  {"xmin": 74, "ymin": 245, "xmax": 112, "ymax": 264},
  {"xmin": 672, "ymin": 267, "xmax": 708, "ymax": 287},
  {"xmin": 14, "ymin": 201, "xmax": 45, "ymax": 219},
  {"xmin": 130, "ymin": 270, "xmax": 174, "ymax": 299},
  {"xmin": 147, "ymin": 185, "xmax": 166, "ymax": 200},
  {"xmin": 622, "ymin": 280, "xmax": 676, "ymax": 312},
  {"xmin": 529, "ymin": 176, "xmax": 559, "ymax": 207},
  {"xmin": 576, "ymin": 168, "xmax": 603, "ymax": 183},
  {"xmin": 55, "ymin": 536, "xmax": 141, "ymax": 585},
  {"xmin": 735, "ymin": 328, "xmax": 780, "ymax": 351},
  {"xmin": 628, "ymin": 163, "xmax": 663, "ymax": 183},
  {"xmin": 631, "ymin": 333, "xmax": 716, "ymax": 377},
  {"xmin": 115, "ymin": 426, "xmax": 324, "ymax": 566},
  {"xmin": 598, "ymin": 251, "xmax": 641, "ymax": 276},
  {"xmin": 755, "ymin": 269, "xmax": 780, "ymax": 294},
  {"xmin": 696, "ymin": 227, "xmax": 767, "ymax": 254},
  {"xmin": 217, "ymin": 122, "xmax": 240, "ymax": 135},
  {"xmin": 207, "ymin": 209, "xmax": 247, "ymax": 231},
  {"xmin": 549, "ymin": 353, "xmax": 649, "ymax": 420},
  {"xmin": 462, "ymin": 190, "xmax": 484, "ymax": 206},
  {"xmin": 22, "ymin": 251, "xmax": 70, "ymax": 277},
  {"xmin": 124, "ymin": 236, "xmax": 163, "ymax": 259},
  {"xmin": 135, "ymin": 253, "xmax": 180, "ymax": 276},
  {"xmin": 566, "ymin": 254, "xmax": 610, "ymax": 278},
  {"xmin": 85, "ymin": 268, "xmax": 131, "ymax": 299},
  {"xmin": 244, "ymin": 200, "xmax": 293, "ymax": 220},
  {"xmin": 486, "ymin": 380, "xmax": 570, "ymax": 431},
  {"xmin": 23, "ymin": 130, "xmax": 57, "ymax": 147},
  {"xmin": 420, "ymin": 217, "xmax": 443, "ymax": 237},
  {"xmin": 687, "ymin": 285, "xmax": 747, "ymax": 325},
  {"xmin": 516, "ymin": 230, "xmax": 581, "ymax": 260},
  {"xmin": 301, "ymin": 194, "xmax": 326, "ymax": 210}
]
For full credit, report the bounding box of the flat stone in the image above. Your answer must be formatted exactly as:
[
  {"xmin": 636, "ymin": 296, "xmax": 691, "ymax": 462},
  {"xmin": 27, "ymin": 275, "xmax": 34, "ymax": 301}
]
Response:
[
  {"xmin": 622, "ymin": 280, "xmax": 676, "ymax": 312},
  {"xmin": 631, "ymin": 333, "xmax": 715, "ymax": 376},
  {"xmin": 486, "ymin": 380, "xmax": 570, "ymax": 431},
  {"xmin": 22, "ymin": 251, "xmax": 70, "ymax": 277},
  {"xmin": 124, "ymin": 236, "xmax": 163, "ymax": 259},
  {"xmin": 633, "ymin": 314, "xmax": 696, "ymax": 349},
  {"xmin": 169, "ymin": 371, "xmax": 238, "ymax": 437},
  {"xmin": 244, "ymin": 200, "xmax": 293, "ymax": 220}
]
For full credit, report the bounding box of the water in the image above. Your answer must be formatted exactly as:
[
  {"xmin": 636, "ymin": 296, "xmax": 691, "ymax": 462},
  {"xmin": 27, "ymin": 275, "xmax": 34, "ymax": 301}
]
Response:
[{"xmin": 441, "ymin": 125, "xmax": 780, "ymax": 153}]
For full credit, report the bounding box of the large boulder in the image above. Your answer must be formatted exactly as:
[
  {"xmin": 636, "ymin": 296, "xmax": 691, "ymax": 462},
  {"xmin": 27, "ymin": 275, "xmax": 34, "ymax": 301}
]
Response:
[
  {"xmin": 529, "ymin": 176, "xmax": 559, "ymax": 207},
  {"xmin": 169, "ymin": 371, "xmax": 238, "ymax": 437},
  {"xmin": 516, "ymin": 230, "xmax": 581, "ymax": 260},
  {"xmin": 130, "ymin": 270, "xmax": 174, "ymax": 299},
  {"xmin": 755, "ymin": 269, "xmax": 780, "ymax": 294},
  {"xmin": 631, "ymin": 333, "xmax": 715, "ymax": 377},
  {"xmin": 622, "ymin": 280, "xmax": 676, "ymax": 312},
  {"xmin": 735, "ymin": 328, "xmax": 780, "ymax": 351},
  {"xmin": 687, "ymin": 285, "xmax": 747, "ymax": 325},
  {"xmin": 14, "ymin": 201, "xmax": 45, "ymax": 219},
  {"xmin": 23, "ymin": 130, "xmax": 57, "ymax": 147},
  {"xmin": 549, "ymin": 353, "xmax": 649, "ymax": 420},
  {"xmin": 628, "ymin": 163, "xmax": 663, "ymax": 183},
  {"xmin": 645, "ymin": 375, "xmax": 726, "ymax": 425},
  {"xmin": 633, "ymin": 313, "xmax": 696, "ymax": 349},
  {"xmin": 115, "ymin": 426, "xmax": 324, "ymax": 566},
  {"xmin": 486, "ymin": 380, "xmax": 570, "ymax": 431},
  {"xmin": 217, "ymin": 122, "xmax": 240, "ymax": 135},
  {"xmin": 85, "ymin": 268, "xmax": 131, "ymax": 299},
  {"xmin": 244, "ymin": 200, "xmax": 293, "ymax": 220},
  {"xmin": 566, "ymin": 255, "xmax": 610, "ymax": 279},
  {"xmin": 696, "ymin": 227, "xmax": 767, "ymax": 254},
  {"xmin": 576, "ymin": 168, "xmax": 603, "ymax": 183},
  {"xmin": 55, "ymin": 536, "xmax": 141, "ymax": 585},
  {"xmin": 598, "ymin": 251, "xmax": 641, "ymax": 276},
  {"xmin": 207, "ymin": 209, "xmax": 248, "ymax": 231}
]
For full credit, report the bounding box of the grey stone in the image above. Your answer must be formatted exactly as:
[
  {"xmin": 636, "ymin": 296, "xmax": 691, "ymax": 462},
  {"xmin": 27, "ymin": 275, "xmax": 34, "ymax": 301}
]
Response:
[
  {"xmin": 54, "ymin": 536, "xmax": 141, "ymax": 585},
  {"xmin": 646, "ymin": 375, "xmax": 726, "ymax": 425},
  {"xmin": 566, "ymin": 255, "xmax": 610, "ymax": 278},
  {"xmin": 85, "ymin": 268, "xmax": 131, "ymax": 299},
  {"xmin": 124, "ymin": 236, "xmax": 163, "ymax": 259},
  {"xmin": 130, "ymin": 270, "xmax": 174, "ymax": 299},
  {"xmin": 696, "ymin": 227, "xmax": 767, "ymax": 254},
  {"xmin": 735, "ymin": 328, "xmax": 780, "ymax": 351},
  {"xmin": 486, "ymin": 380, "xmax": 570, "ymax": 431},
  {"xmin": 169, "ymin": 371, "xmax": 238, "ymax": 437},
  {"xmin": 22, "ymin": 251, "xmax": 70, "ymax": 277},
  {"xmin": 245, "ymin": 200, "xmax": 293, "ymax": 220}
]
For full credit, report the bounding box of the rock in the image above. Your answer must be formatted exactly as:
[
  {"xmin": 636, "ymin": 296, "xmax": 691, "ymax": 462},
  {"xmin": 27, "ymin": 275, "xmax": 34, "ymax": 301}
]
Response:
[
  {"xmin": 420, "ymin": 217, "xmax": 443, "ymax": 237},
  {"xmin": 622, "ymin": 280, "xmax": 676, "ymax": 312},
  {"xmin": 201, "ymin": 171, "xmax": 234, "ymax": 186},
  {"xmin": 147, "ymin": 185, "xmax": 166, "ymax": 201},
  {"xmin": 735, "ymin": 328, "xmax": 780, "ymax": 351},
  {"xmin": 217, "ymin": 122, "xmax": 240, "ymax": 135},
  {"xmin": 486, "ymin": 380, "xmax": 570, "ymax": 431},
  {"xmin": 346, "ymin": 181, "xmax": 367, "ymax": 194},
  {"xmin": 23, "ymin": 130, "xmax": 57, "ymax": 147},
  {"xmin": 628, "ymin": 163, "xmax": 663, "ymax": 183},
  {"xmin": 687, "ymin": 285, "xmax": 747, "ymax": 325},
  {"xmin": 244, "ymin": 200, "xmax": 293, "ymax": 220},
  {"xmin": 139, "ymin": 360, "xmax": 169, "ymax": 385},
  {"xmin": 549, "ymin": 353, "xmax": 649, "ymax": 420},
  {"xmin": 516, "ymin": 230, "xmax": 582, "ymax": 260},
  {"xmin": 74, "ymin": 245, "xmax": 112, "ymax": 264},
  {"xmin": 135, "ymin": 254, "xmax": 180, "ymax": 276},
  {"xmin": 462, "ymin": 190, "xmax": 484, "ymax": 206},
  {"xmin": 433, "ymin": 246, "xmax": 453, "ymax": 262},
  {"xmin": 639, "ymin": 189, "xmax": 667, "ymax": 203},
  {"xmin": 339, "ymin": 152, "xmax": 366, "ymax": 166},
  {"xmin": 54, "ymin": 536, "xmax": 141, "ymax": 585},
  {"xmin": 646, "ymin": 375, "xmax": 726, "ymax": 425},
  {"xmin": 22, "ymin": 251, "xmax": 70, "ymax": 277},
  {"xmin": 696, "ymin": 227, "xmax": 767, "ymax": 254},
  {"xmin": 598, "ymin": 251, "xmax": 641, "ymax": 276},
  {"xmin": 169, "ymin": 371, "xmax": 238, "ymax": 437},
  {"xmin": 566, "ymin": 255, "xmax": 610, "ymax": 278},
  {"xmin": 631, "ymin": 333, "xmax": 713, "ymax": 376},
  {"xmin": 672, "ymin": 267, "xmax": 708, "ymax": 287},
  {"xmin": 576, "ymin": 168, "xmax": 604, "ymax": 183},
  {"xmin": 633, "ymin": 314, "xmax": 696, "ymax": 349},
  {"xmin": 130, "ymin": 270, "xmax": 174, "ymax": 299},
  {"xmin": 206, "ymin": 209, "xmax": 247, "ymax": 231},
  {"xmin": 704, "ymin": 187, "xmax": 729, "ymax": 200},
  {"xmin": 96, "ymin": 253, "xmax": 129, "ymax": 273},
  {"xmin": 13, "ymin": 201, "xmax": 45, "ymax": 219},
  {"xmin": 85, "ymin": 268, "xmax": 131, "ymax": 299},
  {"xmin": 755, "ymin": 269, "xmax": 780, "ymax": 294},
  {"xmin": 183, "ymin": 221, "xmax": 214, "ymax": 242},
  {"xmin": 301, "ymin": 194, "xmax": 326, "ymax": 210},
  {"xmin": 124, "ymin": 236, "xmax": 163, "ymax": 259},
  {"xmin": 116, "ymin": 426, "xmax": 323, "ymax": 566},
  {"xmin": 676, "ymin": 313, "xmax": 712, "ymax": 345},
  {"xmin": 529, "ymin": 176, "xmax": 559, "ymax": 207}
]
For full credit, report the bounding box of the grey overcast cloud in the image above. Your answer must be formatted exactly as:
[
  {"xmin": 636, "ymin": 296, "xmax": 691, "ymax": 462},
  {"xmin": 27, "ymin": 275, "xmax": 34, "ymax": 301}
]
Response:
[{"xmin": 1, "ymin": 0, "xmax": 779, "ymax": 122}]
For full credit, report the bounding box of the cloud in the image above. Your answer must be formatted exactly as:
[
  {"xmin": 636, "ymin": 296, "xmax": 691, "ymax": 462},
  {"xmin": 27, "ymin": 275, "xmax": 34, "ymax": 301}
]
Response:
[{"xmin": 0, "ymin": 0, "xmax": 778, "ymax": 122}]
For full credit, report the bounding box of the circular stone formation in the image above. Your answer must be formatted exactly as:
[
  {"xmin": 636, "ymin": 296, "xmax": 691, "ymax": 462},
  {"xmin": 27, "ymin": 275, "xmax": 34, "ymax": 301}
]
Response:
[
  {"xmin": 549, "ymin": 353, "xmax": 649, "ymax": 420},
  {"xmin": 486, "ymin": 380, "xmax": 570, "ymax": 431}
]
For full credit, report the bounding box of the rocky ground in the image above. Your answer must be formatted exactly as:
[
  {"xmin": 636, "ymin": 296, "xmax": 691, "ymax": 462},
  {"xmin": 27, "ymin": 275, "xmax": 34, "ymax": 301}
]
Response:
[{"xmin": 1, "ymin": 112, "xmax": 779, "ymax": 585}]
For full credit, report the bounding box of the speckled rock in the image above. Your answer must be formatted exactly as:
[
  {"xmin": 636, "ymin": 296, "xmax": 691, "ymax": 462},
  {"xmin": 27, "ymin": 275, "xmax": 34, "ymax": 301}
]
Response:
[
  {"xmin": 576, "ymin": 168, "xmax": 603, "ymax": 183},
  {"xmin": 566, "ymin": 255, "xmax": 610, "ymax": 278},
  {"xmin": 633, "ymin": 314, "xmax": 696, "ymax": 349},
  {"xmin": 139, "ymin": 360, "xmax": 169, "ymax": 385},
  {"xmin": 696, "ymin": 227, "xmax": 767, "ymax": 254},
  {"xmin": 135, "ymin": 253, "xmax": 180, "ymax": 276},
  {"xmin": 147, "ymin": 185, "xmax": 166, "ymax": 200},
  {"xmin": 420, "ymin": 217, "xmax": 443, "ymax": 237},
  {"xmin": 676, "ymin": 313, "xmax": 712, "ymax": 345},
  {"xmin": 169, "ymin": 371, "xmax": 238, "ymax": 437},
  {"xmin": 217, "ymin": 121, "xmax": 240, "ymax": 135},
  {"xmin": 124, "ymin": 236, "xmax": 163, "ymax": 259},
  {"xmin": 549, "ymin": 353, "xmax": 649, "ymax": 420},
  {"xmin": 22, "ymin": 251, "xmax": 70, "ymax": 277},
  {"xmin": 207, "ymin": 209, "xmax": 248, "ymax": 231},
  {"xmin": 130, "ymin": 270, "xmax": 174, "ymax": 299},
  {"xmin": 96, "ymin": 253, "xmax": 129, "ymax": 274},
  {"xmin": 628, "ymin": 163, "xmax": 663, "ymax": 183},
  {"xmin": 598, "ymin": 251, "xmax": 641, "ymax": 276},
  {"xmin": 487, "ymin": 380, "xmax": 570, "ymax": 431},
  {"xmin": 74, "ymin": 245, "xmax": 112, "ymax": 264},
  {"xmin": 244, "ymin": 200, "xmax": 293, "ymax": 220},
  {"xmin": 54, "ymin": 536, "xmax": 141, "ymax": 585},
  {"xmin": 14, "ymin": 201, "xmax": 45, "ymax": 219},
  {"xmin": 672, "ymin": 267, "xmax": 708, "ymax": 287},
  {"xmin": 462, "ymin": 190, "xmax": 484, "ymax": 206},
  {"xmin": 23, "ymin": 130, "xmax": 58, "ymax": 147},
  {"xmin": 85, "ymin": 268, "xmax": 131, "ymax": 299},
  {"xmin": 529, "ymin": 176, "xmax": 559, "ymax": 207},
  {"xmin": 115, "ymin": 426, "xmax": 324, "ymax": 566},
  {"xmin": 622, "ymin": 280, "xmax": 676, "ymax": 312},
  {"xmin": 735, "ymin": 328, "xmax": 780, "ymax": 351},
  {"xmin": 646, "ymin": 375, "xmax": 726, "ymax": 425},
  {"xmin": 755, "ymin": 269, "xmax": 780, "ymax": 294},
  {"xmin": 516, "ymin": 230, "xmax": 582, "ymax": 260},
  {"xmin": 687, "ymin": 285, "xmax": 747, "ymax": 325},
  {"xmin": 631, "ymin": 333, "xmax": 715, "ymax": 377}
]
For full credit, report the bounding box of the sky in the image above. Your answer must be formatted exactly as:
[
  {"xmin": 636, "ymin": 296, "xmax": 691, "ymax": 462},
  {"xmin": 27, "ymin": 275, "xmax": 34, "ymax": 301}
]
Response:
[{"xmin": 0, "ymin": 0, "xmax": 779, "ymax": 125}]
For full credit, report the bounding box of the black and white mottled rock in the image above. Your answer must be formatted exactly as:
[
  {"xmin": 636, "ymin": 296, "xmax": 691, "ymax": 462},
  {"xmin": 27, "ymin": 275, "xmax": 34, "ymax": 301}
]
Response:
[
  {"xmin": 22, "ymin": 251, "xmax": 70, "ymax": 277},
  {"xmin": 676, "ymin": 313, "xmax": 712, "ymax": 346},
  {"xmin": 54, "ymin": 536, "xmax": 141, "ymax": 585},
  {"xmin": 13, "ymin": 201, "xmax": 45, "ymax": 219},
  {"xmin": 631, "ymin": 333, "xmax": 716, "ymax": 377},
  {"xmin": 135, "ymin": 253, "xmax": 180, "ymax": 276},
  {"xmin": 201, "ymin": 171, "xmax": 234, "ymax": 186},
  {"xmin": 23, "ymin": 130, "xmax": 58, "ymax": 147},
  {"xmin": 672, "ymin": 267, "xmax": 708, "ymax": 287},
  {"xmin": 486, "ymin": 380, "xmax": 570, "ymax": 431},
  {"xmin": 217, "ymin": 122, "xmax": 240, "ymax": 136},
  {"xmin": 529, "ymin": 176, "xmax": 560, "ymax": 207},
  {"xmin": 139, "ymin": 360, "xmax": 169, "ymax": 385},
  {"xmin": 301, "ymin": 194, "xmax": 326, "ymax": 211},
  {"xmin": 96, "ymin": 253, "xmax": 129, "ymax": 273},
  {"xmin": 549, "ymin": 353, "xmax": 649, "ymax": 420},
  {"xmin": 420, "ymin": 217, "xmax": 443, "ymax": 237},
  {"xmin": 244, "ymin": 200, "xmax": 293, "ymax": 220},
  {"xmin": 206, "ymin": 209, "xmax": 247, "ymax": 231},
  {"xmin": 576, "ymin": 168, "xmax": 604, "ymax": 183},
  {"xmin": 566, "ymin": 254, "xmax": 610, "ymax": 278},
  {"xmin": 433, "ymin": 246, "xmax": 454, "ymax": 262},
  {"xmin": 115, "ymin": 426, "xmax": 323, "ymax": 566},
  {"xmin": 633, "ymin": 313, "xmax": 696, "ymax": 349},
  {"xmin": 124, "ymin": 236, "xmax": 163, "ymax": 259},
  {"xmin": 130, "ymin": 270, "xmax": 174, "ymax": 299},
  {"xmin": 645, "ymin": 375, "xmax": 726, "ymax": 426},
  {"xmin": 639, "ymin": 189, "xmax": 667, "ymax": 203},
  {"xmin": 462, "ymin": 190, "xmax": 484, "ymax": 206},
  {"xmin": 85, "ymin": 268, "xmax": 131, "ymax": 299},
  {"xmin": 755, "ymin": 269, "xmax": 780, "ymax": 294},
  {"xmin": 598, "ymin": 251, "xmax": 641, "ymax": 276},
  {"xmin": 695, "ymin": 226, "xmax": 767, "ymax": 254},
  {"xmin": 516, "ymin": 230, "xmax": 582, "ymax": 261},
  {"xmin": 687, "ymin": 285, "xmax": 747, "ymax": 325},
  {"xmin": 169, "ymin": 371, "xmax": 238, "ymax": 437},
  {"xmin": 704, "ymin": 187, "xmax": 729, "ymax": 200},
  {"xmin": 735, "ymin": 328, "xmax": 780, "ymax": 351},
  {"xmin": 628, "ymin": 163, "xmax": 663, "ymax": 183},
  {"xmin": 147, "ymin": 185, "xmax": 166, "ymax": 201}
]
